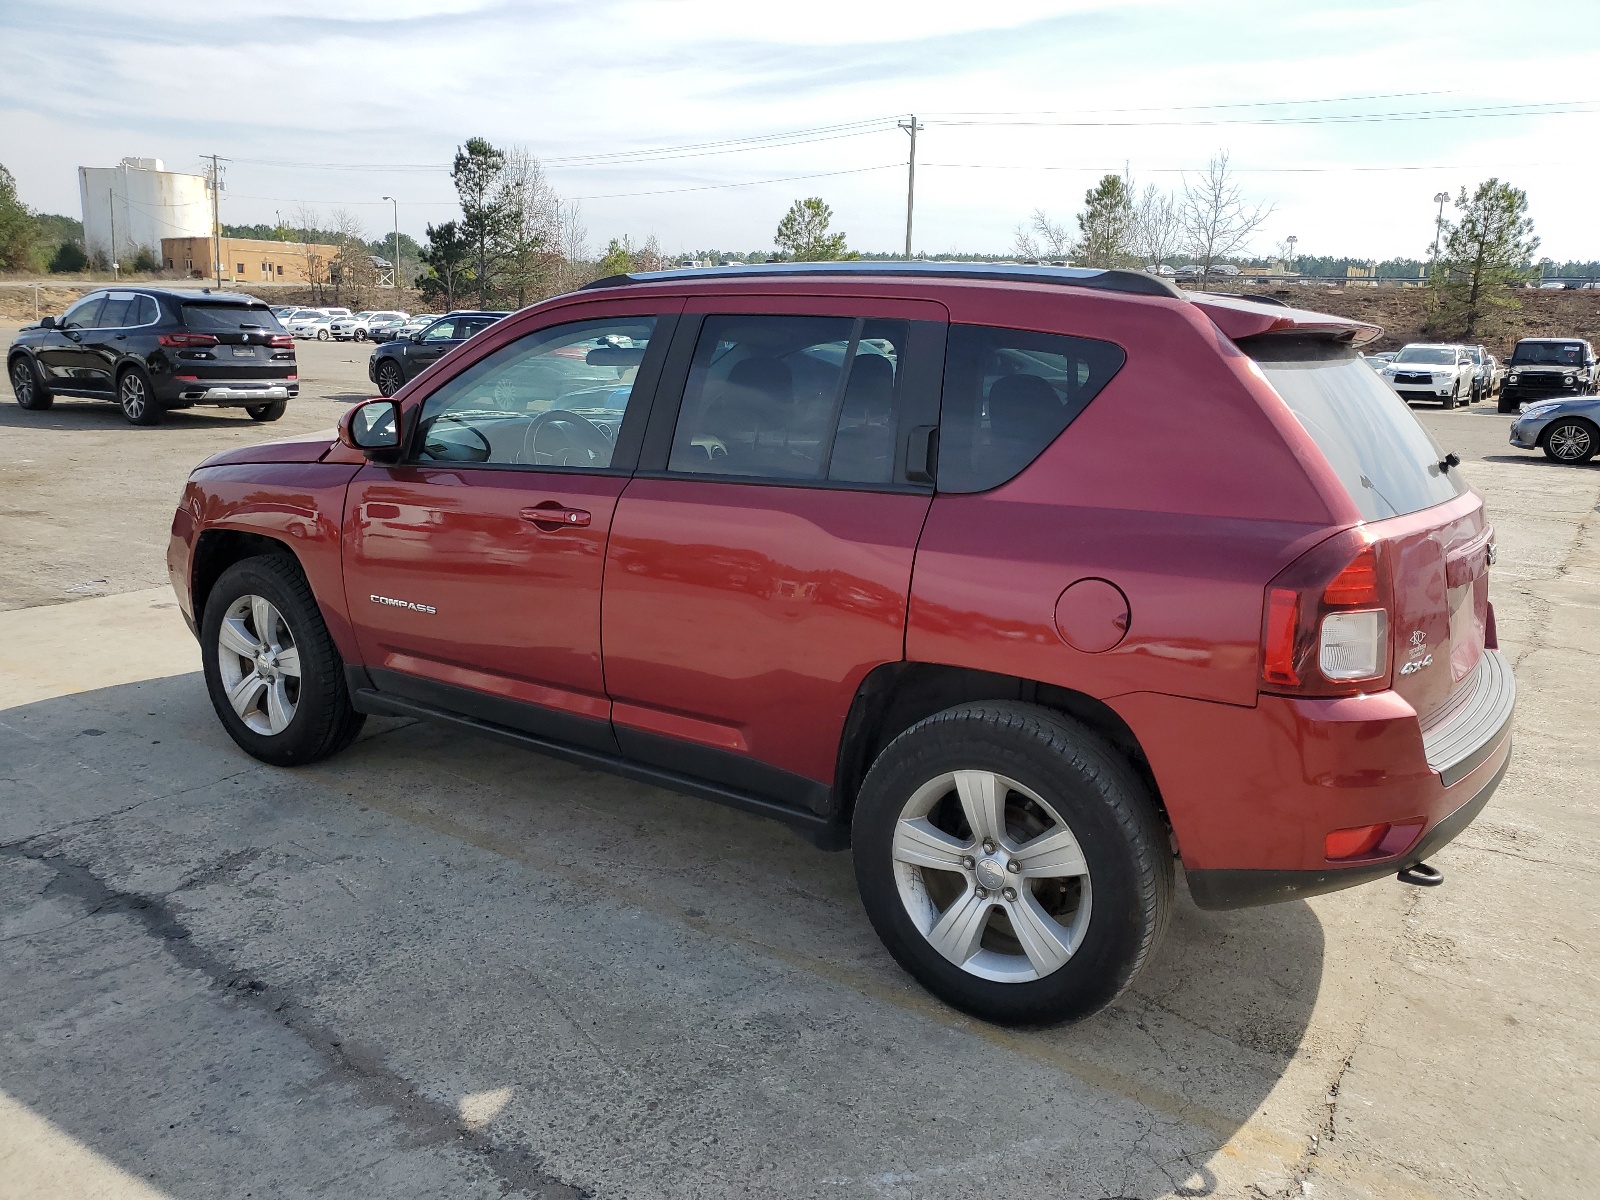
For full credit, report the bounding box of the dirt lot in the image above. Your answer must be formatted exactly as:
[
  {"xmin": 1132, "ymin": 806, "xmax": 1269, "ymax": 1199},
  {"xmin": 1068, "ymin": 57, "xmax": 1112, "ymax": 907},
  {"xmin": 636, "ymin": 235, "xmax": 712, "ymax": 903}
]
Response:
[{"xmin": 2, "ymin": 330, "xmax": 1598, "ymax": 1199}]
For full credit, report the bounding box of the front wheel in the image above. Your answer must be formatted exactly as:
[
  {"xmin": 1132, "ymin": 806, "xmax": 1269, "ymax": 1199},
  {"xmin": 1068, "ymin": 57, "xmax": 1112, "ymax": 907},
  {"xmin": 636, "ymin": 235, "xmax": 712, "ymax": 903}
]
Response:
[
  {"xmin": 1499, "ymin": 396, "xmax": 1517, "ymax": 414},
  {"xmin": 375, "ymin": 360, "xmax": 405, "ymax": 397},
  {"xmin": 201, "ymin": 555, "xmax": 365, "ymax": 766},
  {"xmin": 851, "ymin": 702, "xmax": 1173, "ymax": 1025},
  {"xmin": 317, "ymin": 328, "xmax": 330, "ymax": 341},
  {"xmin": 1543, "ymin": 419, "xmax": 1598, "ymax": 465},
  {"xmin": 355, "ymin": 329, "xmax": 368, "ymax": 342},
  {"xmin": 118, "ymin": 368, "xmax": 161, "ymax": 425},
  {"xmin": 247, "ymin": 400, "xmax": 287, "ymax": 422},
  {"xmin": 10, "ymin": 356, "xmax": 53, "ymax": 410}
]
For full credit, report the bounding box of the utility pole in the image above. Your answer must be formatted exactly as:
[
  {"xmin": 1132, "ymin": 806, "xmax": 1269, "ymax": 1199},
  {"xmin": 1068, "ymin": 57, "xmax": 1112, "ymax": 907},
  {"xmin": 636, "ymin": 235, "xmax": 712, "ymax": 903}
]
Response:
[
  {"xmin": 1430, "ymin": 191, "xmax": 1450, "ymax": 282},
  {"xmin": 382, "ymin": 196, "xmax": 399, "ymax": 291},
  {"xmin": 206, "ymin": 153, "xmax": 228, "ymax": 288},
  {"xmin": 899, "ymin": 114, "xmax": 922, "ymax": 260},
  {"xmin": 107, "ymin": 188, "xmax": 118, "ymax": 280}
]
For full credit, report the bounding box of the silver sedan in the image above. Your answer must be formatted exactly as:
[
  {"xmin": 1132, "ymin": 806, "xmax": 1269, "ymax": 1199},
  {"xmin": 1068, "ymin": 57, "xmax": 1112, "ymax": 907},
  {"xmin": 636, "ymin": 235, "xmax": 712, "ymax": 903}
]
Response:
[{"xmin": 1508, "ymin": 395, "xmax": 1600, "ymax": 464}]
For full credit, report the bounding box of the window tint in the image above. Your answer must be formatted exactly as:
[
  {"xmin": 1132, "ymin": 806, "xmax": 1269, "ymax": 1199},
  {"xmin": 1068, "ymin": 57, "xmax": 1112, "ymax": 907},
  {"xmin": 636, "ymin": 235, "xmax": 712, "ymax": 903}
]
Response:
[
  {"xmin": 668, "ymin": 315, "xmax": 911, "ymax": 483},
  {"xmin": 458, "ymin": 317, "xmax": 500, "ymax": 340},
  {"xmin": 93, "ymin": 296, "xmax": 136, "ymax": 328},
  {"xmin": 413, "ymin": 317, "xmax": 658, "ymax": 469},
  {"xmin": 1509, "ymin": 341, "xmax": 1585, "ymax": 366},
  {"xmin": 936, "ymin": 323, "xmax": 1126, "ymax": 493},
  {"xmin": 1252, "ymin": 338, "xmax": 1467, "ymax": 521},
  {"xmin": 421, "ymin": 319, "xmax": 458, "ymax": 342},
  {"xmin": 60, "ymin": 296, "xmax": 103, "ymax": 330},
  {"xmin": 134, "ymin": 295, "xmax": 159, "ymax": 325},
  {"xmin": 183, "ymin": 304, "xmax": 283, "ymax": 333}
]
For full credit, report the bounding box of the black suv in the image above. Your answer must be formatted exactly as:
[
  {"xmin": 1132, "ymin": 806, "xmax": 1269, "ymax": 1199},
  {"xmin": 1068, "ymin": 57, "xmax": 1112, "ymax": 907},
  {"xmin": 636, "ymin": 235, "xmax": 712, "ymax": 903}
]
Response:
[
  {"xmin": 1498, "ymin": 338, "xmax": 1598, "ymax": 412},
  {"xmin": 7, "ymin": 287, "xmax": 297, "ymax": 426},
  {"xmin": 368, "ymin": 310, "xmax": 508, "ymax": 396}
]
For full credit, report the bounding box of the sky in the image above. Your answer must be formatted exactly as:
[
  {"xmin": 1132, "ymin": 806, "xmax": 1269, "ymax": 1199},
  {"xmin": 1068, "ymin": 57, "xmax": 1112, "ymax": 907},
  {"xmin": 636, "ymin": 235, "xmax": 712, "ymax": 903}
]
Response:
[{"xmin": 3, "ymin": 0, "xmax": 1599, "ymax": 262}]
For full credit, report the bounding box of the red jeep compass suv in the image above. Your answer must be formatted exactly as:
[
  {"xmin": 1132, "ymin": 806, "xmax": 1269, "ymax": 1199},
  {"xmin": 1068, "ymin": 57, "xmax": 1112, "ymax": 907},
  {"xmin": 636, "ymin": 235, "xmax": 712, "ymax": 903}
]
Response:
[{"xmin": 167, "ymin": 263, "xmax": 1514, "ymax": 1024}]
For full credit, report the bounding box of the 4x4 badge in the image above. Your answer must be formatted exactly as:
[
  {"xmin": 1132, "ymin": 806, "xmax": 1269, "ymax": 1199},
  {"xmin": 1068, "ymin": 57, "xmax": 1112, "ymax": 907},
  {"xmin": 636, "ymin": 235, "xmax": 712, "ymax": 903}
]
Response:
[{"xmin": 1401, "ymin": 630, "xmax": 1432, "ymax": 675}]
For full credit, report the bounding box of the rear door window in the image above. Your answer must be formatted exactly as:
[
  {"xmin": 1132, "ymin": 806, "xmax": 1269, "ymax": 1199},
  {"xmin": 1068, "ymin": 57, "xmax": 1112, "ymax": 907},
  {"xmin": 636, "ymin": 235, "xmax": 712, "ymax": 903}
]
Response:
[
  {"xmin": 92, "ymin": 295, "xmax": 136, "ymax": 328},
  {"xmin": 666, "ymin": 314, "xmax": 913, "ymax": 484},
  {"xmin": 936, "ymin": 323, "xmax": 1126, "ymax": 493},
  {"xmin": 184, "ymin": 304, "xmax": 283, "ymax": 333},
  {"xmin": 1250, "ymin": 338, "xmax": 1467, "ymax": 520}
]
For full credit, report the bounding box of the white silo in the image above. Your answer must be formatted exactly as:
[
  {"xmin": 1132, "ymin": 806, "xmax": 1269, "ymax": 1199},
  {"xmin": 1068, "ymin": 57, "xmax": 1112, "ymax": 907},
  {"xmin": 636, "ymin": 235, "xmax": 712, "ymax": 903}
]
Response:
[{"xmin": 79, "ymin": 158, "xmax": 213, "ymax": 267}]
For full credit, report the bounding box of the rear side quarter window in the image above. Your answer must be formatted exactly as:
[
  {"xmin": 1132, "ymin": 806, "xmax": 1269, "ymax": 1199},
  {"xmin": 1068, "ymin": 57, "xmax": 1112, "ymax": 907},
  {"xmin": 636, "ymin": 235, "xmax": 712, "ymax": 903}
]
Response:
[{"xmin": 936, "ymin": 323, "xmax": 1126, "ymax": 493}]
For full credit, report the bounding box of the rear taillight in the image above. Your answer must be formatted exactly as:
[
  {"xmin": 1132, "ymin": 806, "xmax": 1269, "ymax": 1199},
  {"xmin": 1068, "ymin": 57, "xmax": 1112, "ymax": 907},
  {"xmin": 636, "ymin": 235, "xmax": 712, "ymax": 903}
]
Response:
[
  {"xmin": 159, "ymin": 332, "xmax": 219, "ymax": 348},
  {"xmin": 1260, "ymin": 532, "xmax": 1393, "ymax": 696},
  {"xmin": 269, "ymin": 334, "xmax": 293, "ymax": 348}
]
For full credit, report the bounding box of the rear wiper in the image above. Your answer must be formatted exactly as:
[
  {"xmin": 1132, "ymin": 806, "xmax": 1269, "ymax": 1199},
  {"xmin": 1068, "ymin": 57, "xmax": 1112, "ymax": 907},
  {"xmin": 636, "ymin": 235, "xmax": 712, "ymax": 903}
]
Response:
[{"xmin": 1439, "ymin": 452, "xmax": 1461, "ymax": 473}]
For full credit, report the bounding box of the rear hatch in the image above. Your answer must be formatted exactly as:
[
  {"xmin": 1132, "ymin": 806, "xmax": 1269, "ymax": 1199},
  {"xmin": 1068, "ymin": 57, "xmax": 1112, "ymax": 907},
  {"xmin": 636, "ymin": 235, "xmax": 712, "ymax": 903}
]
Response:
[
  {"xmin": 181, "ymin": 302, "xmax": 295, "ymax": 384},
  {"xmin": 1248, "ymin": 337, "xmax": 1488, "ymax": 728}
]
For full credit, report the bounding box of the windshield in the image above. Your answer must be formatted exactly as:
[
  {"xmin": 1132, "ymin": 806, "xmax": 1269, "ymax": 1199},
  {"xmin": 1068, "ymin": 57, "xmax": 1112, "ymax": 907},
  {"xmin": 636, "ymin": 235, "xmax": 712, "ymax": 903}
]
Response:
[
  {"xmin": 1252, "ymin": 339, "xmax": 1468, "ymax": 521},
  {"xmin": 183, "ymin": 303, "xmax": 283, "ymax": 333},
  {"xmin": 1510, "ymin": 341, "xmax": 1584, "ymax": 366},
  {"xmin": 1394, "ymin": 347, "xmax": 1454, "ymax": 365}
]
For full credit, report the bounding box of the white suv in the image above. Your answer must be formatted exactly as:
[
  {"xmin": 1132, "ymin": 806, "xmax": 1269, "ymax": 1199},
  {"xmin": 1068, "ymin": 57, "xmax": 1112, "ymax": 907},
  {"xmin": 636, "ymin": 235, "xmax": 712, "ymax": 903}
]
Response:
[
  {"xmin": 329, "ymin": 311, "xmax": 407, "ymax": 342},
  {"xmin": 1378, "ymin": 343, "xmax": 1477, "ymax": 409}
]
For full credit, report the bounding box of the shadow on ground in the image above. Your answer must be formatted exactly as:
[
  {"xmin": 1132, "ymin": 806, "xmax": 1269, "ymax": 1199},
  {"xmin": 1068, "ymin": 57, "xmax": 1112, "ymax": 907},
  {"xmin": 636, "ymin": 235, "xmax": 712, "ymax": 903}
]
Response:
[{"xmin": 1, "ymin": 672, "xmax": 1326, "ymax": 1199}]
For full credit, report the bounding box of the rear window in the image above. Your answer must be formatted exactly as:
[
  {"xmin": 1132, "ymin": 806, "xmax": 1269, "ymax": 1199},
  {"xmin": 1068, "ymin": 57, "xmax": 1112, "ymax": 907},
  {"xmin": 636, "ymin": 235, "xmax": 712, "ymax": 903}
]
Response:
[
  {"xmin": 184, "ymin": 303, "xmax": 283, "ymax": 333},
  {"xmin": 1251, "ymin": 338, "xmax": 1467, "ymax": 521},
  {"xmin": 937, "ymin": 323, "xmax": 1126, "ymax": 493}
]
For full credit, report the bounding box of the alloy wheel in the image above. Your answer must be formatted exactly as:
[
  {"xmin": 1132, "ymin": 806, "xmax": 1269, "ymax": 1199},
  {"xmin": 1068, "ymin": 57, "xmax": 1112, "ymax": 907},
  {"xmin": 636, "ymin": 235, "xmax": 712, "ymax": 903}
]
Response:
[
  {"xmin": 11, "ymin": 359, "xmax": 34, "ymax": 405},
  {"xmin": 1549, "ymin": 423, "xmax": 1593, "ymax": 461},
  {"xmin": 892, "ymin": 769, "xmax": 1092, "ymax": 983},
  {"xmin": 377, "ymin": 362, "xmax": 404, "ymax": 397},
  {"xmin": 216, "ymin": 594, "xmax": 302, "ymax": 736},
  {"xmin": 120, "ymin": 372, "xmax": 148, "ymax": 420}
]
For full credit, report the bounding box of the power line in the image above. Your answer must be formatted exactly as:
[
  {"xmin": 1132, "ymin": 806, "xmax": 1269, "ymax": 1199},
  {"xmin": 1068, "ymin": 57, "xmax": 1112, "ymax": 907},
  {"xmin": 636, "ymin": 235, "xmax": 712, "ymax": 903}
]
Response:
[
  {"xmin": 924, "ymin": 100, "xmax": 1597, "ymax": 128},
  {"xmin": 919, "ymin": 161, "xmax": 1567, "ymax": 174},
  {"xmin": 568, "ymin": 164, "xmax": 901, "ymax": 201}
]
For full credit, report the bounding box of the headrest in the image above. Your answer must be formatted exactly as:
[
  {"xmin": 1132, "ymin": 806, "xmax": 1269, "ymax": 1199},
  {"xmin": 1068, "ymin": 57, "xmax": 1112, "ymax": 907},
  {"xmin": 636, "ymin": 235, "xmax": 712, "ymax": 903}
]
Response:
[
  {"xmin": 841, "ymin": 353, "xmax": 895, "ymax": 419},
  {"xmin": 987, "ymin": 373, "xmax": 1062, "ymax": 441}
]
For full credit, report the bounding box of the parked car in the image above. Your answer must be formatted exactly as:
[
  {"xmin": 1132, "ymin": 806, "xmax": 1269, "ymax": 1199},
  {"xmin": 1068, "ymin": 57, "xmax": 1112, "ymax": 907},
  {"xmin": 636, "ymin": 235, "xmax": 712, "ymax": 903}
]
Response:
[
  {"xmin": 282, "ymin": 309, "xmax": 330, "ymax": 339},
  {"xmin": 330, "ymin": 310, "xmax": 407, "ymax": 342},
  {"xmin": 1464, "ymin": 345, "xmax": 1499, "ymax": 402},
  {"xmin": 1498, "ymin": 338, "xmax": 1597, "ymax": 413},
  {"xmin": 168, "ymin": 262, "xmax": 1512, "ymax": 1026},
  {"xmin": 1508, "ymin": 394, "xmax": 1600, "ymax": 464},
  {"xmin": 321, "ymin": 307, "xmax": 352, "ymax": 320},
  {"xmin": 366, "ymin": 313, "xmax": 413, "ymax": 342},
  {"xmin": 270, "ymin": 305, "xmax": 298, "ymax": 322},
  {"xmin": 1378, "ymin": 344, "xmax": 1476, "ymax": 408},
  {"xmin": 367, "ymin": 310, "xmax": 508, "ymax": 396},
  {"xmin": 8, "ymin": 286, "xmax": 296, "ymax": 425},
  {"xmin": 371, "ymin": 313, "xmax": 438, "ymax": 344},
  {"xmin": 1364, "ymin": 351, "xmax": 1398, "ymax": 370}
]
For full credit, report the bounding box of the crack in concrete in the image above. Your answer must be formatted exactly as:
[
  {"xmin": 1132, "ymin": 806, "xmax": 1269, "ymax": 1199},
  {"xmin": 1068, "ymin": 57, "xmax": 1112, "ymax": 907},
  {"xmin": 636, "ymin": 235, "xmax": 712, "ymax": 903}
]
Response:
[{"xmin": 0, "ymin": 837, "xmax": 589, "ymax": 1200}]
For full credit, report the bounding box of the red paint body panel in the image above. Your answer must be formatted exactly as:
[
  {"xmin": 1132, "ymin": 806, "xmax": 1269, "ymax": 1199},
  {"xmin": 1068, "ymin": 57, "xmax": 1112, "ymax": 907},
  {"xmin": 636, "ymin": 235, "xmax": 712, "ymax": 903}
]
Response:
[
  {"xmin": 1113, "ymin": 686, "xmax": 1511, "ymax": 872},
  {"xmin": 602, "ymin": 479, "xmax": 931, "ymax": 784},
  {"xmin": 196, "ymin": 430, "xmax": 339, "ymax": 469},
  {"xmin": 341, "ymin": 464, "xmax": 626, "ymax": 720},
  {"xmin": 167, "ymin": 462, "xmax": 362, "ymax": 659}
]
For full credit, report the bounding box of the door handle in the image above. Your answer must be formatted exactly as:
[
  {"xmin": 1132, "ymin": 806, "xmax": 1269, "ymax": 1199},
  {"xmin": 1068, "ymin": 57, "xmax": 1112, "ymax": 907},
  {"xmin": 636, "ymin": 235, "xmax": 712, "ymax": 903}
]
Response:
[{"xmin": 521, "ymin": 503, "xmax": 591, "ymax": 529}]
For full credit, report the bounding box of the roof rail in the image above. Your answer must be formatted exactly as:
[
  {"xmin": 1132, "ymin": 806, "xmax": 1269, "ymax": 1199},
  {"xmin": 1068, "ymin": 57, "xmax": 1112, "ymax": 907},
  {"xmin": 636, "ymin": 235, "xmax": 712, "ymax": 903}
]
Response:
[{"xmin": 579, "ymin": 260, "xmax": 1185, "ymax": 299}]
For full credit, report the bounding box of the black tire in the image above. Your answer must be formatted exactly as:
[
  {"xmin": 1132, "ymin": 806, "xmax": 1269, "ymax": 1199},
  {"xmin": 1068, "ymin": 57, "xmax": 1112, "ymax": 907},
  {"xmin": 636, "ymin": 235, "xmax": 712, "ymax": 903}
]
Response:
[
  {"xmin": 117, "ymin": 366, "xmax": 161, "ymax": 425},
  {"xmin": 1542, "ymin": 418, "xmax": 1599, "ymax": 465},
  {"xmin": 375, "ymin": 359, "xmax": 405, "ymax": 397},
  {"xmin": 851, "ymin": 702, "xmax": 1173, "ymax": 1025},
  {"xmin": 355, "ymin": 329, "xmax": 368, "ymax": 342},
  {"xmin": 201, "ymin": 555, "xmax": 365, "ymax": 766},
  {"xmin": 247, "ymin": 400, "xmax": 287, "ymax": 422},
  {"xmin": 1499, "ymin": 396, "xmax": 1517, "ymax": 414},
  {"xmin": 9, "ymin": 355, "xmax": 53, "ymax": 410},
  {"xmin": 1442, "ymin": 383, "xmax": 1457, "ymax": 410}
]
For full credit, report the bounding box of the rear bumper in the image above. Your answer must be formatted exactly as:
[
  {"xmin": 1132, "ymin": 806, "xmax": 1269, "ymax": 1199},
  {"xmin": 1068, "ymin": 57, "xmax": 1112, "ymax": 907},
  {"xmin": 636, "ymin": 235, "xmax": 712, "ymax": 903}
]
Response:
[
  {"xmin": 1113, "ymin": 649, "xmax": 1515, "ymax": 909},
  {"xmin": 158, "ymin": 376, "xmax": 298, "ymax": 406}
]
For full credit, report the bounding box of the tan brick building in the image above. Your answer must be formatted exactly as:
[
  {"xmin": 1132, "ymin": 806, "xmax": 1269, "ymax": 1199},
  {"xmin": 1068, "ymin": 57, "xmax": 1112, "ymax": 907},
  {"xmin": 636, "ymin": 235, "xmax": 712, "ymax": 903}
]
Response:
[{"xmin": 161, "ymin": 236, "xmax": 342, "ymax": 284}]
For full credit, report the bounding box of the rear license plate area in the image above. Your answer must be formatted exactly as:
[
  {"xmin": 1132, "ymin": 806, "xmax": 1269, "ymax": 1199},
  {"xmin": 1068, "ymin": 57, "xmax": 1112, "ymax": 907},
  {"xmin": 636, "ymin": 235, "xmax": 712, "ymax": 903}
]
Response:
[{"xmin": 232, "ymin": 346, "xmax": 255, "ymax": 358}]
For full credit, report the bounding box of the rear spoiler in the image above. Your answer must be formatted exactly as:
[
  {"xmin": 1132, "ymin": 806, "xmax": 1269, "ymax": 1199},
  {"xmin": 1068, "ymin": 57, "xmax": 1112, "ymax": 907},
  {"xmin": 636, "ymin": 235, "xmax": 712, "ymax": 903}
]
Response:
[{"xmin": 1189, "ymin": 292, "xmax": 1383, "ymax": 348}]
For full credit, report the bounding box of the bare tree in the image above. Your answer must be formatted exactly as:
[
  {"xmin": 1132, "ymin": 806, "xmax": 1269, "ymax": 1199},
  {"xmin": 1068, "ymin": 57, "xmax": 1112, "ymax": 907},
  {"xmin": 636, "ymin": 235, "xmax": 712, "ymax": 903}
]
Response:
[
  {"xmin": 328, "ymin": 208, "xmax": 372, "ymax": 307},
  {"xmin": 1011, "ymin": 207, "xmax": 1072, "ymax": 261},
  {"xmin": 1131, "ymin": 184, "xmax": 1182, "ymax": 272},
  {"xmin": 291, "ymin": 204, "xmax": 329, "ymax": 301},
  {"xmin": 549, "ymin": 200, "xmax": 593, "ymax": 293},
  {"xmin": 1179, "ymin": 152, "xmax": 1273, "ymax": 289},
  {"xmin": 500, "ymin": 145, "xmax": 567, "ymax": 307}
]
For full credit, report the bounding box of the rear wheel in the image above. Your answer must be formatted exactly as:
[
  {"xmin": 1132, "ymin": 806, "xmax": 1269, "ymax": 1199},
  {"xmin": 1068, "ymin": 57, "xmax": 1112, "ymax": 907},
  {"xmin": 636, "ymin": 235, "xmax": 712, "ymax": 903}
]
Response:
[
  {"xmin": 1543, "ymin": 419, "xmax": 1598, "ymax": 465},
  {"xmin": 201, "ymin": 555, "xmax": 365, "ymax": 765},
  {"xmin": 375, "ymin": 360, "xmax": 405, "ymax": 397},
  {"xmin": 117, "ymin": 367, "xmax": 161, "ymax": 425},
  {"xmin": 247, "ymin": 400, "xmax": 287, "ymax": 422},
  {"xmin": 317, "ymin": 328, "xmax": 330, "ymax": 341},
  {"xmin": 9, "ymin": 355, "xmax": 52, "ymax": 410},
  {"xmin": 852, "ymin": 702, "xmax": 1172, "ymax": 1025},
  {"xmin": 355, "ymin": 329, "xmax": 368, "ymax": 342}
]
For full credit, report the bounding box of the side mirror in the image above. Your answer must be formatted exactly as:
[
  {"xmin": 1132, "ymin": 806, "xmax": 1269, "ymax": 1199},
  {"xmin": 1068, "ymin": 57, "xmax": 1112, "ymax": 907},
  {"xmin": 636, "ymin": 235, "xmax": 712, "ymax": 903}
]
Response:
[
  {"xmin": 39, "ymin": 315, "xmax": 57, "ymax": 329},
  {"xmin": 339, "ymin": 398, "xmax": 401, "ymax": 458},
  {"xmin": 410, "ymin": 332, "xmax": 425, "ymax": 344}
]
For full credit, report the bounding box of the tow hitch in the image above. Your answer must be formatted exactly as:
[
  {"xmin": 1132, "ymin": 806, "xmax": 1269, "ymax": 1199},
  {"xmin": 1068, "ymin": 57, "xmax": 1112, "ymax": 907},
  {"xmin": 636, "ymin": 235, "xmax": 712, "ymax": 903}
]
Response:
[{"xmin": 1398, "ymin": 862, "xmax": 1444, "ymax": 887}]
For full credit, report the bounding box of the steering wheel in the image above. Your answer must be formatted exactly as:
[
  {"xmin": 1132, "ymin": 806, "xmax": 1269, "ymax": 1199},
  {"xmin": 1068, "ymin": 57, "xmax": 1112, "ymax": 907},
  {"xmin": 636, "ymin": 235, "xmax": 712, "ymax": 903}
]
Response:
[{"xmin": 521, "ymin": 409, "xmax": 612, "ymax": 467}]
